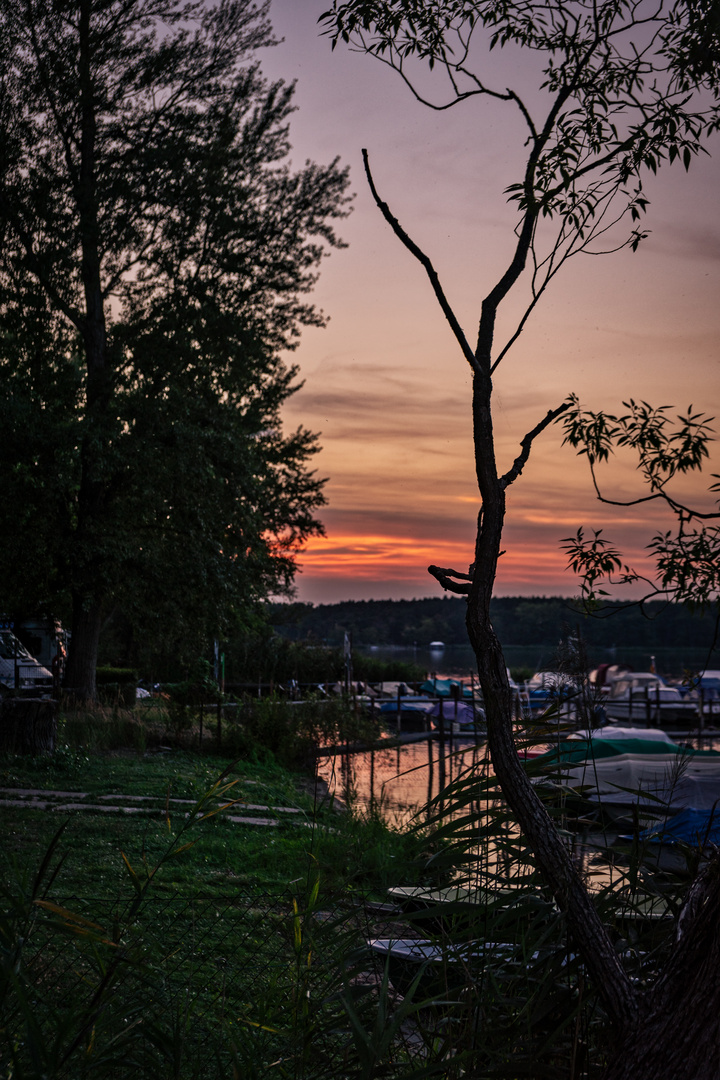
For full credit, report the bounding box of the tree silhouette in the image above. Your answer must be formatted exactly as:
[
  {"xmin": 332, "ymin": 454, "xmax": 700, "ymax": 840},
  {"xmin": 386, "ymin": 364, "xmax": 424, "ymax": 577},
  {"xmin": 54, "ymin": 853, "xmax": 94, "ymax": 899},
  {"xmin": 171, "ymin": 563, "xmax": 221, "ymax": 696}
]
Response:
[
  {"xmin": 0, "ymin": 0, "xmax": 350, "ymax": 697},
  {"xmin": 321, "ymin": 1, "xmax": 719, "ymax": 1075}
]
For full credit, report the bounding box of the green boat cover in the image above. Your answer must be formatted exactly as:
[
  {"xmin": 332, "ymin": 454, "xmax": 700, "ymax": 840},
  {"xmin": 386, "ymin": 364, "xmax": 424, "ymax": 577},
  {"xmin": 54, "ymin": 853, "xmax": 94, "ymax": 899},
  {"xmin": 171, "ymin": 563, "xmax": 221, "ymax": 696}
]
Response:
[
  {"xmin": 420, "ymin": 677, "xmax": 473, "ymax": 699},
  {"xmin": 534, "ymin": 737, "xmax": 720, "ymax": 764}
]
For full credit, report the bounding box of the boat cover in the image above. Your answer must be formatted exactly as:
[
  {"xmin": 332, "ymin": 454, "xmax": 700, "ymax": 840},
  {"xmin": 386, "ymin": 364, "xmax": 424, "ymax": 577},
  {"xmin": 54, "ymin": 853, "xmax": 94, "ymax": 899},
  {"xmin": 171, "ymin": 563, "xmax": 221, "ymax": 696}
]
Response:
[
  {"xmin": 420, "ymin": 678, "xmax": 473, "ymax": 699},
  {"xmin": 428, "ymin": 700, "xmax": 478, "ymax": 726},
  {"xmin": 570, "ymin": 726, "xmax": 675, "ymax": 743},
  {"xmin": 534, "ymin": 738, "xmax": 720, "ymax": 811},
  {"xmin": 640, "ymin": 806, "xmax": 720, "ymax": 845}
]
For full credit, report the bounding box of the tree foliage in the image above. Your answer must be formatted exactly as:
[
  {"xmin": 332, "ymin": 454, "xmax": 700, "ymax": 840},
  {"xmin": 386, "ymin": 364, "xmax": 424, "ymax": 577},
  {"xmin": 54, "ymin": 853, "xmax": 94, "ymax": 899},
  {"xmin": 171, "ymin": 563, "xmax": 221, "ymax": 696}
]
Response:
[
  {"xmin": 322, "ymin": 0, "xmax": 719, "ymax": 364},
  {"xmin": 561, "ymin": 395, "xmax": 720, "ymax": 612},
  {"xmin": 321, "ymin": 1, "xmax": 720, "ymax": 1076},
  {"xmin": 0, "ymin": 0, "xmax": 351, "ymax": 691}
]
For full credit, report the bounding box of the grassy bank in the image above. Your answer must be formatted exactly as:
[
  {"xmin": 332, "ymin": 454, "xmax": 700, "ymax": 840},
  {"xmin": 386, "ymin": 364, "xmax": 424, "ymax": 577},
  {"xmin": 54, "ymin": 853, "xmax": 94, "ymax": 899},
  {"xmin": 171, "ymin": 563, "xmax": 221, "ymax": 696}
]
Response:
[
  {"xmin": 0, "ymin": 746, "xmax": 428, "ymax": 899},
  {"xmin": 0, "ymin": 707, "xmax": 437, "ymax": 1080},
  {"xmin": 2, "ymin": 703, "xmax": 669, "ymax": 1078}
]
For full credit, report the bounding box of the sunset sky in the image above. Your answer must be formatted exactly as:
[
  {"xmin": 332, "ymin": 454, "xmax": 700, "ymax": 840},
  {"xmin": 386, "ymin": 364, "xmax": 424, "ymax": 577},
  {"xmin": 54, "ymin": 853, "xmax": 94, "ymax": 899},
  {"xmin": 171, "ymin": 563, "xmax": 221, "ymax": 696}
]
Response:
[{"xmin": 260, "ymin": 1, "xmax": 720, "ymax": 605}]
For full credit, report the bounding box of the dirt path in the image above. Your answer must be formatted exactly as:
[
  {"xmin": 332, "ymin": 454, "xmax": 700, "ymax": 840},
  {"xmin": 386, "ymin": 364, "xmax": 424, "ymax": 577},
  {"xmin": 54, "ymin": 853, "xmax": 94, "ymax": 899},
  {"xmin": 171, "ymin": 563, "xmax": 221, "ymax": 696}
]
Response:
[{"xmin": 0, "ymin": 785, "xmax": 307, "ymax": 827}]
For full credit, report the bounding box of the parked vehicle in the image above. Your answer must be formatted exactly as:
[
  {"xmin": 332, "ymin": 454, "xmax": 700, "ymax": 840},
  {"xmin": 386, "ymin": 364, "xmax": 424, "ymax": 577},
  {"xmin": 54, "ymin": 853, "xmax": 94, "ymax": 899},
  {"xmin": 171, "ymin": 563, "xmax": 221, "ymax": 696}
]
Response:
[{"xmin": 0, "ymin": 628, "xmax": 53, "ymax": 696}]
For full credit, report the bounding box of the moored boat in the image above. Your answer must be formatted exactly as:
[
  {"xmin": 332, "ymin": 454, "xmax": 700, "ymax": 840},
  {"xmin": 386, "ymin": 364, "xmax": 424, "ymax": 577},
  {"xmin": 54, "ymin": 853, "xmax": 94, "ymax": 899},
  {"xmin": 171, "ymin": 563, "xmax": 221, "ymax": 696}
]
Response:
[
  {"xmin": 603, "ymin": 672, "xmax": 699, "ymax": 725},
  {"xmin": 532, "ymin": 736, "xmax": 720, "ymax": 816}
]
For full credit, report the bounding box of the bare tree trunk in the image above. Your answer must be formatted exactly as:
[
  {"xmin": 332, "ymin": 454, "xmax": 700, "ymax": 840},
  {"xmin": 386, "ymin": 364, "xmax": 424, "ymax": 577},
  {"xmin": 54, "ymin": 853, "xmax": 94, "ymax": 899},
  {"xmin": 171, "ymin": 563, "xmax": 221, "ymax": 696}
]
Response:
[
  {"xmin": 361, "ymin": 135, "xmax": 720, "ymax": 1079},
  {"xmin": 601, "ymin": 856, "xmax": 720, "ymax": 1080},
  {"xmin": 466, "ymin": 369, "xmax": 720, "ymax": 1076},
  {"xmin": 467, "ymin": 369, "xmax": 639, "ymax": 1032},
  {"xmin": 64, "ymin": 597, "xmax": 102, "ymax": 702}
]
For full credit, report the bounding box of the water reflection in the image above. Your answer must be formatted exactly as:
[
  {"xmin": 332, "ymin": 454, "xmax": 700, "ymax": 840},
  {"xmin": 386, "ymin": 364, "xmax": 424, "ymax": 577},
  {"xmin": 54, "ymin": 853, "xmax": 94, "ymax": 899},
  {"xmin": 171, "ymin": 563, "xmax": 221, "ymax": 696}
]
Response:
[{"xmin": 316, "ymin": 737, "xmax": 491, "ymax": 826}]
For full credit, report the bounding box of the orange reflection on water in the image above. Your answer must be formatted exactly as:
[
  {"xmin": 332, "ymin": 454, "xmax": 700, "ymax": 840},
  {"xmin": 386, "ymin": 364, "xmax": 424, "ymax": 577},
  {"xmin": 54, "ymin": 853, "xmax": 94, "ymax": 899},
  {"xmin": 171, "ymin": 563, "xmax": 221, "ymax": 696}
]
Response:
[{"xmin": 317, "ymin": 737, "xmax": 491, "ymax": 826}]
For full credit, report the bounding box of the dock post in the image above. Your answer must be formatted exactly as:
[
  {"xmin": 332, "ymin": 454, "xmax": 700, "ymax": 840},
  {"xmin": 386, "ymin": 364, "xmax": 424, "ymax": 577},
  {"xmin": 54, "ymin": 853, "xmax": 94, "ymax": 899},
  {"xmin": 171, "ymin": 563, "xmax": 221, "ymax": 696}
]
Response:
[{"xmin": 438, "ymin": 697, "xmax": 446, "ymax": 808}]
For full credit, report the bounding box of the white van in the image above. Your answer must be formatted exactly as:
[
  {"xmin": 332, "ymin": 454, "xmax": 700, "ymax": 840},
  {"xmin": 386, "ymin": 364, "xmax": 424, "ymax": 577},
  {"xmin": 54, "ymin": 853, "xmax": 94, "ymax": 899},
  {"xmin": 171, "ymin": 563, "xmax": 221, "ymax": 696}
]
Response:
[{"xmin": 0, "ymin": 629, "xmax": 53, "ymax": 695}]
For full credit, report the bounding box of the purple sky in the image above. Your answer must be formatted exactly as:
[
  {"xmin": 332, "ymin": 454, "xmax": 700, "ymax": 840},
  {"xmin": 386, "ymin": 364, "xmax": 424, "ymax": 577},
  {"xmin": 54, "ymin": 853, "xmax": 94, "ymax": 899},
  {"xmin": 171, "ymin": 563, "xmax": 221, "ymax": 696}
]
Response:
[{"xmin": 259, "ymin": 1, "xmax": 720, "ymax": 603}]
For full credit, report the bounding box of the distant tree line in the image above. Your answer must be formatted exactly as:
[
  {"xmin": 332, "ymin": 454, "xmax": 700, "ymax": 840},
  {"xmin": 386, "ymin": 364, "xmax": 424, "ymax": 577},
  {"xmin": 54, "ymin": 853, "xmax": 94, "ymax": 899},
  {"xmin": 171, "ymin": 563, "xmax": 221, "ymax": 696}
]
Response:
[{"xmin": 269, "ymin": 596, "xmax": 718, "ymax": 653}]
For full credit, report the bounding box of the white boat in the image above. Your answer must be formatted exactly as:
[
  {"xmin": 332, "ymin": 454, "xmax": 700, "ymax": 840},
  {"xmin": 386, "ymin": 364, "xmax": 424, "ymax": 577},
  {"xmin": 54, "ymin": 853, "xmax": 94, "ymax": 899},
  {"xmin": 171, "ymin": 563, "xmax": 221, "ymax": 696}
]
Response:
[
  {"xmin": 521, "ymin": 671, "xmax": 585, "ymax": 722},
  {"xmin": 568, "ymin": 726, "xmax": 675, "ymax": 744},
  {"xmin": 536, "ymin": 736, "xmax": 720, "ymax": 814},
  {"xmin": 367, "ymin": 937, "xmax": 550, "ymax": 998},
  {"xmin": 684, "ymin": 671, "xmax": 720, "ymax": 720},
  {"xmin": 604, "ymin": 672, "xmax": 699, "ymax": 725}
]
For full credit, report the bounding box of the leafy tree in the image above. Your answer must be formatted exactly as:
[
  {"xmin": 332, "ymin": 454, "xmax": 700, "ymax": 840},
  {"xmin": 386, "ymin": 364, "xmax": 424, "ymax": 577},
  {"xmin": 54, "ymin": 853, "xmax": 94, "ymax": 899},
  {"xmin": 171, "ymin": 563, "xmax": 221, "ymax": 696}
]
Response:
[
  {"xmin": 0, "ymin": 0, "xmax": 350, "ymax": 697},
  {"xmin": 321, "ymin": 1, "xmax": 719, "ymax": 1076},
  {"xmin": 562, "ymin": 398, "xmax": 720, "ymax": 631}
]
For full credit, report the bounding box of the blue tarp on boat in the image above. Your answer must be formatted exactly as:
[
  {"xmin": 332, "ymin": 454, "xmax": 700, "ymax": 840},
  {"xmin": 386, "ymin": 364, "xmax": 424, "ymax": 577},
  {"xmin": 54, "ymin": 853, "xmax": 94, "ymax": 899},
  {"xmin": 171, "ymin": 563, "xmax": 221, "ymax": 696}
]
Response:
[
  {"xmin": 378, "ymin": 698, "xmax": 434, "ymax": 714},
  {"xmin": 640, "ymin": 807, "xmax": 720, "ymax": 845}
]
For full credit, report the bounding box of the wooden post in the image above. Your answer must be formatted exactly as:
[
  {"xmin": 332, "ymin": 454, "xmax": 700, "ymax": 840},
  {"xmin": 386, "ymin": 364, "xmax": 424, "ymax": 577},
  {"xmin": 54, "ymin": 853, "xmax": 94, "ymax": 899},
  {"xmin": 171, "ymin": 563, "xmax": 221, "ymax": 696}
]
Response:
[
  {"xmin": 699, "ymin": 689, "xmax": 705, "ymax": 744},
  {"xmin": 438, "ymin": 696, "xmax": 446, "ymax": 808},
  {"xmin": 369, "ymin": 747, "xmax": 375, "ymax": 814},
  {"xmin": 427, "ymin": 729, "xmax": 434, "ymax": 815}
]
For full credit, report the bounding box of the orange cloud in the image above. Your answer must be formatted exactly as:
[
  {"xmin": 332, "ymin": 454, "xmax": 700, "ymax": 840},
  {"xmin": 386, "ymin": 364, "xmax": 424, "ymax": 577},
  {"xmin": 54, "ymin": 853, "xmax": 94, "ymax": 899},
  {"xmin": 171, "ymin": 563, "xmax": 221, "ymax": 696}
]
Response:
[
  {"xmin": 298, "ymin": 531, "xmax": 574, "ymax": 586},
  {"xmin": 294, "ymin": 527, "xmax": 663, "ymax": 600},
  {"xmin": 297, "ymin": 532, "xmax": 474, "ymax": 580}
]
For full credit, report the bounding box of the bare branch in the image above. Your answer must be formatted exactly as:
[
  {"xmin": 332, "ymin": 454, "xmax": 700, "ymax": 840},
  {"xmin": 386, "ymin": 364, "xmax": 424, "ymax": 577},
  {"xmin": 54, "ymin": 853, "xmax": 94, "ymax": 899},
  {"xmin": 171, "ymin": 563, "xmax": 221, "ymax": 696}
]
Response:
[
  {"xmin": 428, "ymin": 564, "xmax": 472, "ymax": 594},
  {"xmin": 362, "ymin": 149, "xmax": 479, "ymax": 374},
  {"xmin": 500, "ymin": 402, "xmax": 572, "ymax": 489},
  {"xmin": 588, "ymin": 460, "xmax": 720, "ymax": 521}
]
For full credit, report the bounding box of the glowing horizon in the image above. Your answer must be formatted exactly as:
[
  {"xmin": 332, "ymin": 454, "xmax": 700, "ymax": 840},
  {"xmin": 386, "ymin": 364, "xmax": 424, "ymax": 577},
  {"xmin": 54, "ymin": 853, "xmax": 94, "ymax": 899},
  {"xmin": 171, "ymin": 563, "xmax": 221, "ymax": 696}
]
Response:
[{"xmin": 260, "ymin": 2, "xmax": 720, "ymax": 606}]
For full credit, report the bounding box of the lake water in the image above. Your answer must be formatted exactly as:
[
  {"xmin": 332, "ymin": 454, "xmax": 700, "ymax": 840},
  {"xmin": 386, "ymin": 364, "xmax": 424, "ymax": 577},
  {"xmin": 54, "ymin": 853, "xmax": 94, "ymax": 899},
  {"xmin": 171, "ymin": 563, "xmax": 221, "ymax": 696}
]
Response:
[
  {"xmin": 317, "ymin": 719, "xmax": 720, "ymax": 830},
  {"xmin": 325, "ymin": 643, "xmax": 718, "ymax": 825},
  {"xmin": 369, "ymin": 643, "xmax": 716, "ymax": 679},
  {"xmin": 317, "ymin": 735, "xmax": 492, "ymax": 826}
]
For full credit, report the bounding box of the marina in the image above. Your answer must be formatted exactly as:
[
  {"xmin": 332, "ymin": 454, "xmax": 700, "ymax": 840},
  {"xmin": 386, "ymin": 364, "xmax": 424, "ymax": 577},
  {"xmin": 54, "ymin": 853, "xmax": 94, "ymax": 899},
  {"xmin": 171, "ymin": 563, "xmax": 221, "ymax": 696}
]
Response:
[{"xmin": 314, "ymin": 662, "xmax": 720, "ymax": 829}]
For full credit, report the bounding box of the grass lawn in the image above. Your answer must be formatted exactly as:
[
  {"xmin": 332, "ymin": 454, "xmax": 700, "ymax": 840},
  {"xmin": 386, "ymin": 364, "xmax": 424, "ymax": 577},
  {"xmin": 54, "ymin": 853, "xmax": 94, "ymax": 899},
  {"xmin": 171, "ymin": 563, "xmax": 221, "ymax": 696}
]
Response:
[
  {"xmin": 0, "ymin": 746, "xmax": 428, "ymax": 900},
  {"xmin": 1, "ymin": 742, "xmax": 434, "ymax": 1079}
]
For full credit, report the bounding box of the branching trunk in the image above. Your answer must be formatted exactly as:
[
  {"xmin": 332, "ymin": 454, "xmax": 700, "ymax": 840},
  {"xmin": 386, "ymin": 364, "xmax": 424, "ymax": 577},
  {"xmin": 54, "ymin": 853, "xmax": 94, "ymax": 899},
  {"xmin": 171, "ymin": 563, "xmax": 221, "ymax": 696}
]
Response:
[
  {"xmin": 467, "ymin": 366, "xmax": 720, "ymax": 1077},
  {"xmin": 467, "ymin": 368, "xmax": 639, "ymax": 1034},
  {"xmin": 359, "ymin": 90, "xmax": 720, "ymax": 1079}
]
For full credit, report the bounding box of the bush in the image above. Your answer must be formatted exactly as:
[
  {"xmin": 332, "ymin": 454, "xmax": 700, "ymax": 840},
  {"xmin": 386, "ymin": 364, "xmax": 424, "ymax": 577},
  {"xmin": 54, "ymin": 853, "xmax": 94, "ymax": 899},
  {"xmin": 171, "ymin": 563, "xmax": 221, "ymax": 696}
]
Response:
[
  {"xmin": 59, "ymin": 705, "xmax": 147, "ymax": 752},
  {"xmin": 353, "ymin": 652, "xmax": 426, "ymax": 684},
  {"xmin": 96, "ymin": 667, "xmax": 138, "ymax": 709},
  {"xmin": 221, "ymin": 696, "xmax": 383, "ymax": 769}
]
